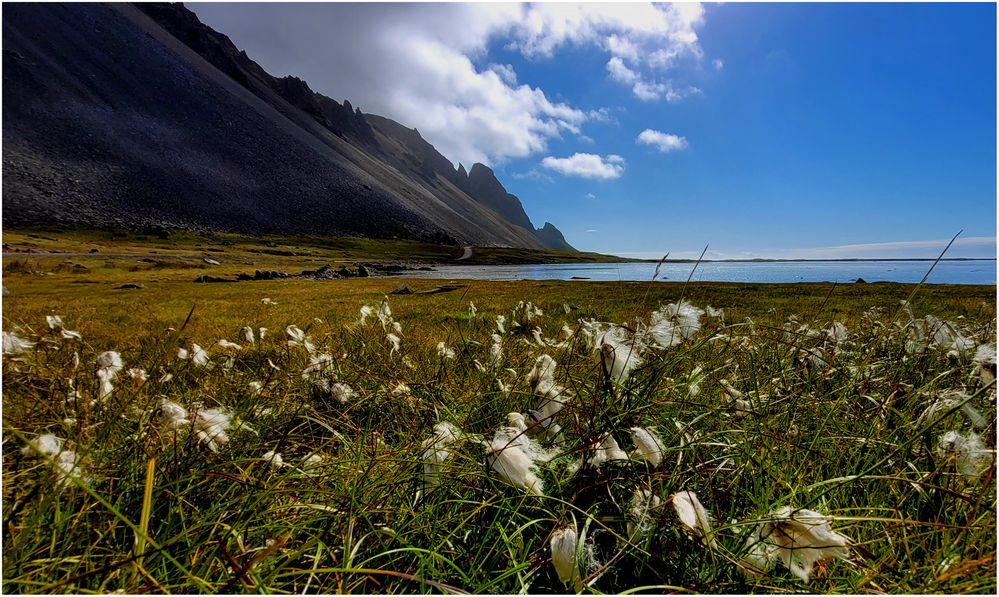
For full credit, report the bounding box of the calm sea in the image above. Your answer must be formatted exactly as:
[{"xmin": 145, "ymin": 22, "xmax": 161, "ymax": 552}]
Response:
[{"xmin": 397, "ymin": 260, "xmax": 997, "ymax": 285}]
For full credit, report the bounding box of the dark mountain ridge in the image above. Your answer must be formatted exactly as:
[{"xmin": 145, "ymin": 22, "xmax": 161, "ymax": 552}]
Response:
[{"xmin": 2, "ymin": 2, "xmax": 574, "ymax": 251}]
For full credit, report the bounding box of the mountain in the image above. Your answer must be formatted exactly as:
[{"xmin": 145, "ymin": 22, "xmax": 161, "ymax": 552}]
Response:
[{"xmin": 1, "ymin": 2, "xmax": 574, "ymax": 251}]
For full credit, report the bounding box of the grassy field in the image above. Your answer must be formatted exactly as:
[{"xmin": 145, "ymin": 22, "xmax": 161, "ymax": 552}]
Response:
[{"xmin": 2, "ymin": 232, "xmax": 996, "ymax": 594}]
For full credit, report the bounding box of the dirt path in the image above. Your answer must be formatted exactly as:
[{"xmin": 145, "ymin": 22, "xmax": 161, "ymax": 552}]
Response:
[{"xmin": 457, "ymin": 245, "xmax": 473, "ymax": 261}]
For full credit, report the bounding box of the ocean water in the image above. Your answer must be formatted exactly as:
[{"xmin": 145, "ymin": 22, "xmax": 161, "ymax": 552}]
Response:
[{"xmin": 396, "ymin": 260, "xmax": 997, "ymax": 285}]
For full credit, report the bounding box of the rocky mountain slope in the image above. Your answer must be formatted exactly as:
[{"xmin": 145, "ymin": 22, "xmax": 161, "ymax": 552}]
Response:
[{"xmin": 2, "ymin": 2, "xmax": 574, "ymax": 251}]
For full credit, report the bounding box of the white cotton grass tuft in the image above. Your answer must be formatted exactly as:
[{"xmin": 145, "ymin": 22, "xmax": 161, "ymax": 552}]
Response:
[
  {"xmin": 742, "ymin": 506, "xmax": 852, "ymax": 582},
  {"xmin": 672, "ymin": 491, "xmax": 715, "ymax": 546},
  {"xmin": 21, "ymin": 434, "xmax": 85, "ymax": 489},
  {"xmin": 495, "ymin": 315, "xmax": 506, "ymax": 334},
  {"xmin": 217, "ymin": 339, "xmax": 242, "ymax": 350},
  {"xmin": 974, "ymin": 343, "xmax": 996, "ymax": 384},
  {"xmin": 436, "ymin": 341, "xmax": 456, "ymax": 360},
  {"xmin": 46, "ymin": 315, "xmax": 63, "ymax": 329},
  {"xmin": 550, "ymin": 525, "xmax": 580, "ymax": 588},
  {"xmin": 358, "ymin": 304, "xmax": 374, "ymax": 326},
  {"xmin": 489, "ymin": 334, "xmax": 504, "ymax": 367},
  {"xmin": 97, "ymin": 351, "xmax": 124, "ymax": 378},
  {"xmin": 3, "ymin": 330, "xmax": 35, "ymax": 356},
  {"xmin": 917, "ymin": 390, "xmax": 987, "ymax": 430},
  {"xmin": 468, "ymin": 301, "xmax": 477, "ymax": 318},
  {"xmin": 628, "ymin": 488, "xmax": 662, "ymax": 542},
  {"xmin": 330, "ymin": 383, "xmax": 355, "ymax": 403},
  {"xmin": 648, "ymin": 301, "xmax": 704, "ymax": 348},
  {"xmin": 630, "ymin": 427, "xmax": 665, "ymax": 467},
  {"xmin": 387, "ymin": 333, "xmax": 401, "ymax": 356},
  {"xmin": 302, "ymin": 353, "xmax": 337, "ymax": 392},
  {"xmin": 260, "ymin": 297, "xmax": 276, "ymax": 305},
  {"xmin": 571, "ymin": 433, "xmax": 628, "ymax": 473},
  {"xmin": 377, "ymin": 297, "xmax": 393, "ymax": 329},
  {"xmin": 262, "ymin": 450, "xmax": 285, "ymax": 470},
  {"xmin": 240, "ymin": 326, "xmax": 255, "ymax": 344},
  {"xmin": 485, "ymin": 433, "xmax": 545, "ymax": 496},
  {"xmin": 596, "ymin": 326, "xmax": 643, "ymax": 385},
  {"xmin": 937, "ymin": 431, "xmax": 993, "ymax": 478},
  {"xmin": 827, "ymin": 321, "xmax": 848, "ymax": 344},
  {"xmin": 184, "ymin": 403, "xmax": 255, "ymax": 452},
  {"xmin": 390, "ymin": 383, "xmax": 411, "ymax": 396},
  {"xmin": 285, "ymin": 326, "xmax": 314, "ymax": 353},
  {"xmin": 420, "ymin": 422, "xmax": 462, "ymax": 492}
]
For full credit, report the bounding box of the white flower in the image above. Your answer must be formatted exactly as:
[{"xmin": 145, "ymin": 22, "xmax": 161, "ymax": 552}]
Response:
[
  {"xmin": 597, "ymin": 327, "xmax": 643, "ymax": 384},
  {"xmin": 377, "ymin": 297, "xmax": 393, "ymax": 328},
  {"xmin": 387, "ymin": 333, "xmax": 401, "ymax": 356},
  {"xmin": 975, "ymin": 343, "xmax": 996, "ymax": 384},
  {"xmin": 286, "ymin": 325, "xmax": 314, "ymax": 352},
  {"xmin": 97, "ymin": 351, "xmax": 124, "ymax": 378},
  {"xmin": 550, "ymin": 526, "xmax": 579, "ymax": 587},
  {"xmin": 241, "ymin": 326, "xmax": 255, "ymax": 344},
  {"xmin": 128, "ymin": 368, "xmax": 147, "ymax": 387},
  {"xmin": 937, "ymin": 431, "xmax": 993, "ymax": 478},
  {"xmin": 630, "ymin": 427, "xmax": 665, "ymax": 467},
  {"xmin": 421, "ymin": 422, "xmax": 461, "ymax": 490},
  {"xmin": 330, "ymin": 383, "xmax": 355, "ymax": 403},
  {"xmin": 60, "ymin": 329, "xmax": 82, "ymax": 341},
  {"xmin": 21, "ymin": 434, "xmax": 64, "ymax": 458},
  {"xmin": 302, "ymin": 353, "xmax": 337, "ymax": 391},
  {"xmin": 486, "ymin": 436, "xmax": 544, "ymax": 496},
  {"xmin": 649, "ymin": 301, "xmax": 704, "ymax": 348},
  {"xmin": 489, "ymin": 334, "xmax": 504, "ymax": 367},
  {"xmin": 672, "ymin": 491, "xmax": 715, "ymax": 545},
  {"xmin": 300, "ymin": 453, "xmax": 323, "ymax": 472},
  {"xmin": 436, "ymin": 342, "xmax": 456, "ymax": 360},
  {"xmin": 3, "ymin": 331, "xmax": 34, "ymax": 356},
  {"xmin": 190, "ymin": 344, "xmax": 210, "ymax": 367},
  {"xmin": 217, "ymin": 339, "xmax": 243, "ymax": 350},
  {"xmin": 628, "ymin": 488, "xmax": 662, "ymax": 542},
  {"xmin": 743, "ymin": 506, "xmax": 851, "ymax": 582},
  {"xmin": 262, "ymin": 451, "xmax": 285, "ymax": 470},
  {"xmin": 358, "ymin": 304, "xmax": 374, "ymax": 326}
]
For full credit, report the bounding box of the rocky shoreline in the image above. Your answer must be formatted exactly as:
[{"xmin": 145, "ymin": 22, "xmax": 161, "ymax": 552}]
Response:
[{"xmin": 193, "ymin": 262, "xmax": 434, "ymax": 283}]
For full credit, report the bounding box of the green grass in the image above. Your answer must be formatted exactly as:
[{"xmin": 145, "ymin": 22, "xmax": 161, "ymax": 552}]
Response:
[{"xmin": 2, "ymin": 234, "xmax": 996, "ymax": 594}]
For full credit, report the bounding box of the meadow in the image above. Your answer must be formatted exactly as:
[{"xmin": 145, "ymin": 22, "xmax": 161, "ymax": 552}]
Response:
[{"xmin": 2, "ymin": 230, "xmax": 997, "ymax": 594}]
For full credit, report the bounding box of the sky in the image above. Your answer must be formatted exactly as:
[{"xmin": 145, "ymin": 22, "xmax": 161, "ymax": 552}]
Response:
[{"xmin": 194, "ymin": 2, "xmax": 997, "ymax": 260}]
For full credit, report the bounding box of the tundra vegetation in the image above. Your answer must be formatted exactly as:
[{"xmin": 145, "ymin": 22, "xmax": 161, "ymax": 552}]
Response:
[{"xmin": 2, "ymin": 230, "xmax": 996, "ymax": 593}]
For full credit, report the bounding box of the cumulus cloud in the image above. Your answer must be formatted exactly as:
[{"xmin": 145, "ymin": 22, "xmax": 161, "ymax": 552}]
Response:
[
  {"xmin": 713, "ymin": 58, "xmax": 724, "ymax": 70},
  {"xmin": 193, "ymin": 3, "xmax": 708, "ymax": 165},
  {"xmin": 637, "ymin": 129, "xmax": 688, "ymax": 152},
  {"xmin": 541, "ymin": 153, "xmax": 625, "ymax": 180}
]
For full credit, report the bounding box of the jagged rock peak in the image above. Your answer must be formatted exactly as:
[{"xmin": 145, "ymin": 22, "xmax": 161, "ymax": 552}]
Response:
[{"xmin": 457, "ymin": 163, "xmax": 468, "ymax": 179}]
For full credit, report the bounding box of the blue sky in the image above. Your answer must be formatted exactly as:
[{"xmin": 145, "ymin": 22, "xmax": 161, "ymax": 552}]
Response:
[{"xmin": 195, "ymin": 3, "xmax": 996, "ymax": 259}]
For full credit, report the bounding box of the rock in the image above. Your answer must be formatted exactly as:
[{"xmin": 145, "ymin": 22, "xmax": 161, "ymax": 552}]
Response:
[
  {"xmin": 203, "ymin": 257, "xmax": 221, "ymax": 265},
  {"xmin": 337, "ymin": 266, "xmax": 353, "ymax": 278},
  {"xmin": 194, "ymin": 275, "xmax": 232, "ymax": 283},
  {"xmin": 116, "ymin": 283, "xmax": 145, "ymax": 289},
  {"xmin": 391, "ymin": 284, "xmax": 413, "ymax": 295},
  {"xmin": 89, "ymin": 248, "xmax": 99, "ymax": 253},
  {"xmin": 253, "ymin": 270, "xmax": 287, "ymax": 280},
  {"xmin": 356, "ymin": 264, "xmax": 369, "ymax": 277},
  {"xmin": 236, "ymin": 272, "xmax": 254, "ymax": 281}
]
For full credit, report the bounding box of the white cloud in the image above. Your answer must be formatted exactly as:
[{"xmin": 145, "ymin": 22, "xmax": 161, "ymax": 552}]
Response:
[
  {"xmin": 607, "ymin": 57, "xmax": 639, "ymax": 84},
  {"xmin": 632, "ymin": 80, "xmax": 701, "ymax": 102},
  {"xmin": 637, "ymin": 129, "xmax": 688, "ymax": 152},
  {"xmin": 193, "ymin": 3, "xmax": 709, "ymax": 165},
  {"xmin": 541, "ymin": 153, "xmax": 625, "ymax": 180},
  {"xmin": 586, "ymin": 229, "xmax": 599, "ymax": 233},
  {"xmin": 712, "ymin": 58, "xmax": 724, "ymax": 70},
  {"xmin": 510, "ymin": 169, "xmax": 554, "ymax": 183},
  {"xmin": 584, "ymin": 192, "xmax": 597, "ymax": 200}
]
